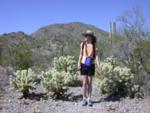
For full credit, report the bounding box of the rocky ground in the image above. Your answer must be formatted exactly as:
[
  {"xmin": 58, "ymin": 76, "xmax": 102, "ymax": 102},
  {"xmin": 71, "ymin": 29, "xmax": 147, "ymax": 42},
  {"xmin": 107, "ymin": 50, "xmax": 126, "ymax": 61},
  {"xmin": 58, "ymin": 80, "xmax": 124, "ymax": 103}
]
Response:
[{"xmin": 0, "ymin": 71, "xmax": 150, "ymax": 113}]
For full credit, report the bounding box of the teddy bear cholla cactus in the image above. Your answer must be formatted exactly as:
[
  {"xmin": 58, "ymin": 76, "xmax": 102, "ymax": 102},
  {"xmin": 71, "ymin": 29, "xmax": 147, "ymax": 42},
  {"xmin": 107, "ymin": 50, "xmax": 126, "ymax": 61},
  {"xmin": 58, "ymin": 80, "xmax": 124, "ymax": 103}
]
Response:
[
  {"xmin": 53, "ymin": 55, "xmax": 81, "ymax": 86},
  {"xmin": 96, "ymin": 56, "xmax": 139, "ymax": 97},
  {"xmin": 53, "ymin": 56, "xmax": 76, "ymax": 73},
  {"xmin": 10, "ymin": 68, "xmax": 36, "ymax": 98},
  {"xmin": 41, "ymin": 68, "xmax": 68, "ymax": 99}
]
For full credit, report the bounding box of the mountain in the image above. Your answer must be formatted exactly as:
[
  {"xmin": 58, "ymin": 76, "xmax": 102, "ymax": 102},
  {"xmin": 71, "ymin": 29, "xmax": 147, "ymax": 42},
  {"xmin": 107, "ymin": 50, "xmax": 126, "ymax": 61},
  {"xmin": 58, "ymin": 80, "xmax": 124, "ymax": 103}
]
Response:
[
  {"xmin": 31, "ymin": 22, "xmax": 108, "ymax": 40},
  {"xmin": 31, "ymin": 22, "xmax": 109, "ymax": 59},
  {"xmin": 0, "ymin": 31, "xmax": 34, "ymax": 50},
  {"xmin": 0, "ymin": 22, "xmax": 109, "ymax": 69}
]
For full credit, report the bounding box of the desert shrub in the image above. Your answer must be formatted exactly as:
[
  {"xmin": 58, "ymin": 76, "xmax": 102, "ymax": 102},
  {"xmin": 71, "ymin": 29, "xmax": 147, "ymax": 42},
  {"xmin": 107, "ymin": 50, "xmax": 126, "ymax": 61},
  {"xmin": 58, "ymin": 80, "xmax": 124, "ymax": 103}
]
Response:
[
  {"xmin": 0, "ymin": 41, "xmax": 32, "ymax": 70},
  {"xmin": 10, "ymin": 68, "xmax": 36, "ymax": 98},
  {"xmin": 124, "ymin": 42, "xmax": 150, "ymax": 97},
  {"xmin": 40, "ymin": 68, "xmax": 68, "ymax": 99},
  {"xmin": 53, "ymin": 56, "xmax": 76, "ymax": 73},
  {"xmin": 142, "ymin": 80, "xmax": 150, "ymax": 96},
  {"xmin": 96, "ymin": 56, "xmax": 139, "ymax": 97},
  {"xmin": 53, "ymin": 56, "xmax": 81, "ymax": 86},
  {"xmin": 0, "ymin": 81, "xmax": 4, "ymax": 100}
]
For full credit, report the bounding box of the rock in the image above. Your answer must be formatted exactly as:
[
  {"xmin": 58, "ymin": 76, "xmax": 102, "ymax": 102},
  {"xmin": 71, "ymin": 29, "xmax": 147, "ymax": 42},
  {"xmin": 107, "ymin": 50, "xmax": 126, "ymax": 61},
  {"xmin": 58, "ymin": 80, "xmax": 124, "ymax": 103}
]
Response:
[{"xmin": 6, "ymin": 66, "xmax": 15, "ymax": 76}]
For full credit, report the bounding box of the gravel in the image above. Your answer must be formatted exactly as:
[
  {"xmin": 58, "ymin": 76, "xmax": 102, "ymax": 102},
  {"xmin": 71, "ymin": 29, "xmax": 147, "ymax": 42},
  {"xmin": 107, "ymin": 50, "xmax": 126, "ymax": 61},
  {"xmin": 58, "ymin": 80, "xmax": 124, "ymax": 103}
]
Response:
[{"xmin": 0, "ymin": 73, "xmax": 150, "ymax": 113}]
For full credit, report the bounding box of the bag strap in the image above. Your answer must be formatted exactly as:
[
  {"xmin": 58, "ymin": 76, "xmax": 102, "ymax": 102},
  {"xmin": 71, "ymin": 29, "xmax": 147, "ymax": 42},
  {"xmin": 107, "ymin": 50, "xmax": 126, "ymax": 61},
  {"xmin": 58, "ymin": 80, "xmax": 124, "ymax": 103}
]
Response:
[
  {"xmin": 82, "ymin": 42, "xmax": 97, "ymax": 58},
  {"xmin": 81, "ymin": 42, "xmax": 88, "ymax": 56}
]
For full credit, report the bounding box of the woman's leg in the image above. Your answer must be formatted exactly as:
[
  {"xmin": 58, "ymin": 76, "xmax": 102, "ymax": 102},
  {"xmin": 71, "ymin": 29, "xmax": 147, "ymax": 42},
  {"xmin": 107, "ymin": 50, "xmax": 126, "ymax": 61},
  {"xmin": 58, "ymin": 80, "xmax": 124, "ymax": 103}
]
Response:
[
  {"xmin": 82, "ymin": 76, "xmax": 88, "ymax": 98},
  {"xmin": 86, "ymin": 76, "xmax": 93, "ymax": 106},
  {"xmin": 87, "ymin": 76, "xmax": 93, "ymax": 98}
]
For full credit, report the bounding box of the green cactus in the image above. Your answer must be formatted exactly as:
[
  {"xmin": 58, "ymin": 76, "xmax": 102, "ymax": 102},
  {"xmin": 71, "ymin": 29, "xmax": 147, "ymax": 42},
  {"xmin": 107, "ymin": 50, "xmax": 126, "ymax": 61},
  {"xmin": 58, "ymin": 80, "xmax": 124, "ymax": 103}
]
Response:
[
  {"xmin": 10, "ymin": 68, "xmax": 36, "ymax": 98},
  {"xmin": 41, "ymin": 68, "xmax": 68, "ymax": 99},
  {"xmin": 53, "ymin": 55, "xmax": 81, "ymax": 86},
  {"xmin": 96, "ymin": 56, "xmax": 137, "ymax": 97}
]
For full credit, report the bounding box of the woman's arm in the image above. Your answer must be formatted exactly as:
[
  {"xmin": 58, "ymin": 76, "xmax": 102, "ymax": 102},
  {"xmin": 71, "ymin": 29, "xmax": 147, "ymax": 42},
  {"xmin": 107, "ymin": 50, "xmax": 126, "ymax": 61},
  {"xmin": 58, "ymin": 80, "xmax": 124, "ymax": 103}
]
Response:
[
  {"xmin": 95, "ymin": 46, "xmax": 100, "ymax": 67},
  {"xmin": 77, "ymin": 42, "xmax": 83, "ymax": 69}
]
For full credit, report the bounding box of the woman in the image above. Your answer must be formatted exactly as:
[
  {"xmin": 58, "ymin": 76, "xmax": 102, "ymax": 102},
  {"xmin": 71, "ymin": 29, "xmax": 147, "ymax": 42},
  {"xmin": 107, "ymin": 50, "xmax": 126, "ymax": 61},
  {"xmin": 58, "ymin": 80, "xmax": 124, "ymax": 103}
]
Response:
[{"xmin": 78, "ymin": 30, "xmax": 98, "ymax": 106}]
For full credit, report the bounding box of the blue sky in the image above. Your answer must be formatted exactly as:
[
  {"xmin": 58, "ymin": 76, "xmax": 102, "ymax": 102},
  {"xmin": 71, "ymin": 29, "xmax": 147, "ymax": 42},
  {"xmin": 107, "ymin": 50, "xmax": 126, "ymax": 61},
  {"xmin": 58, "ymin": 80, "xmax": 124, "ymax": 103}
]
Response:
[{"xmin": 0, "ymin": 0, "xmax": 150, "ymax": 34}]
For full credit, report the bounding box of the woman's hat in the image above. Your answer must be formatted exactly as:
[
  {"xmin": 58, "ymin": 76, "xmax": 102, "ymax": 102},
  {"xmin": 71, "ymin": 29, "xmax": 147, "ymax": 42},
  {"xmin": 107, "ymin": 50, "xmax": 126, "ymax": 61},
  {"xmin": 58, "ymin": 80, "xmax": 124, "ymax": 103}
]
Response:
[{"xmin": 82, "ymin": 30, "xmax": 95, "ymax": 37}]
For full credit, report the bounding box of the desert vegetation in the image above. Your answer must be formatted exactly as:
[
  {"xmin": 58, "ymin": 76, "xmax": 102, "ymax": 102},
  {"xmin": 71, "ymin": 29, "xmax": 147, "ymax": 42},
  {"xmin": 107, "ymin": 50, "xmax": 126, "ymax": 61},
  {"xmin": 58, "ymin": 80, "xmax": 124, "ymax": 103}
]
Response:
[{"xmin": 0, "ymin": 7, "xmax": 150, "ymax": 113}]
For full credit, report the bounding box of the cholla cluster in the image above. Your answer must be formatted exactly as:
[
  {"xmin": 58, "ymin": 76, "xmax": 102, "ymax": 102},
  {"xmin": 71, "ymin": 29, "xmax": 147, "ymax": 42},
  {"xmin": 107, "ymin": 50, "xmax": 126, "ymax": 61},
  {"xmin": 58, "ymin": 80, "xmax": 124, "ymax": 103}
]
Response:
[
  {"xmin": 53, "ymin": 55, "xmax": 81, "ymax": 86},
  {"xmin": 9, "ymin": 56, "xmax": 81, "ymax": 99},
  {"xmin": 96, "ymin": 56, "xmax": 139, "ymax": 96},
  {"xmin": 10, "ymin": 68, "xmax": 36, "ymax": 93},
  {"xmin": 104, "ymin": 56, "xmax": 117, "ymax": 66},
  {"xmin": 53, "ymin": 56, "xmax": 76, "ymax": 73},
  {"xmin": 41, "ymin": 68, "xmax": 68, "ymax": 99},
  {"xmin": 40, "ymin": 55, "xmax": 81, "ymax": 99}
]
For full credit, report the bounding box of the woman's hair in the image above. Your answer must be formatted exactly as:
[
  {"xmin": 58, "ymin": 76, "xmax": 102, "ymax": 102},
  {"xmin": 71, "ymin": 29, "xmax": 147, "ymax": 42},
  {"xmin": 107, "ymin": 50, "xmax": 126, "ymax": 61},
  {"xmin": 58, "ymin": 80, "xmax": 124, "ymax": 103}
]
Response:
[
  {"xmin": 85, "ymin": 34, "xmax": 96, "ymax": 43},
  {"xmin": 92, "ymin": 36, "xmax": 96, "ymax": 58},
  {"xmin": 84, "ymin": 35, "xmax": 97, "ymax": 58}
]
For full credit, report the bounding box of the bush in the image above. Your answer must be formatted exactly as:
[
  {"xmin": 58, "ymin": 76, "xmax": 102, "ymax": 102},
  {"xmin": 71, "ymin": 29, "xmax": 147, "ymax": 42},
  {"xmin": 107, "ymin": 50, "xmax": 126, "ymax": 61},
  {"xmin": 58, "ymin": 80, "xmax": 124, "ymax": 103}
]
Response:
[
  {"xmin": 10, "ymin": 68, "xmax": 36, "ymax": 98},
  {"xmin": 142, "ymin": 80, "xmax": 150, "ymax": 96},
  {"xmin": 53, "ymin": 56, "xmax": 76, "ymax": 73},
  {"xmin": 53, "ymin": 56, "xmax": 81, "ymax": 86},
  {"xmin": 0, "ymin": 41, "xmax": 32, "ymax": 70},
  {"xmin": 96, "ymin": 56, "xmax": 139, "ymax": 97},
  {"xmin": 40, "ymin": 68, "xmax": 68, "ymax": 99}
]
